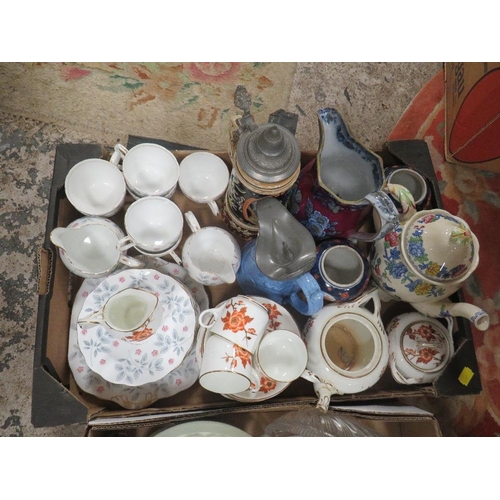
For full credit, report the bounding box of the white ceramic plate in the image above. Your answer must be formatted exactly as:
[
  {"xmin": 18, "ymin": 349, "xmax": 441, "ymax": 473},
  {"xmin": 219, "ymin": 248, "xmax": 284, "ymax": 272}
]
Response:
[
  {"xmin": 68, "ymin": 276, "xmax": 200, "ymax": 410},
  {"xmin": 150, "ymin": 420, "xmax": 251, "ymax": 437},
  {"xmin": 196, "ymin": 296, "xmax": 301, "ymax": 402}
]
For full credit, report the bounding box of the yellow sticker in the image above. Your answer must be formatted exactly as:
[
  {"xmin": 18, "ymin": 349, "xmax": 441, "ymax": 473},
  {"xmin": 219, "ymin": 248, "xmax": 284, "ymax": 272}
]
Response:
[{"xmin": 458, "ymin": 367, "xmax": 474, "ymax": 386}]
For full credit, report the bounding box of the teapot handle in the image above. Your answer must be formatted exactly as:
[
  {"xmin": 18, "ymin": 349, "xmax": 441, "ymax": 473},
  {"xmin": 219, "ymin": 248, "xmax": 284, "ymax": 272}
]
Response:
[
  {"xmin": 354, "ymin": 287, "xmax": 381, "ymax": 318},
  {"xmin": 301, "ymin": 369, "xmax": 337, "ymax": 413},
  {"xmin": 287, "ymin": 273, "xmax": 324, "ymax": 316},
  {"xmin": 119, "ymin": 254, "xmax": 146, "ymax": 269}
]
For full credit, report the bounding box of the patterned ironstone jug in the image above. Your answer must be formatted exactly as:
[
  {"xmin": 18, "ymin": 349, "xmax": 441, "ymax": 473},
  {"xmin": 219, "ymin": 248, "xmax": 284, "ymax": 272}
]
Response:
[
  {"xmin": 287, "ymin": 107, "xmax": 413, "ymax": 243},
  {"xmin": 223, "ymin": 86, "xmax": 302, "ymax": 240}
]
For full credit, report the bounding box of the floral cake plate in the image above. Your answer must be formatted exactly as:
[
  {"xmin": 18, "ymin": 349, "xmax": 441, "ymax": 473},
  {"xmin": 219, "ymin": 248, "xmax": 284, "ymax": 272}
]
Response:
[
  {"xmin": 68, "ymin": 263, "xmax": 208, "ymax": 409},
  {"xmin": 77, "ymin": 268, "xmax": 199, "ymax": 386},
  {"xmin": 195, "ymin": 296, "xmax": 301, "ymax": 402}
]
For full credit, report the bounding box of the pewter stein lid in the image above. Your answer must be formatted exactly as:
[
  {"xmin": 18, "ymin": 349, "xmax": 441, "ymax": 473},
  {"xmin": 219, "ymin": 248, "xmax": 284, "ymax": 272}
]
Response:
[{"xmin": 236, "ymin": 123, "xmax": 301, "ymax": 183}]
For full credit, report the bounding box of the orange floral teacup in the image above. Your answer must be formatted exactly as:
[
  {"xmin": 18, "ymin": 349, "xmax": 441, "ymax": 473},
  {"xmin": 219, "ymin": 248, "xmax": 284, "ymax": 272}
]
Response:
[
  {"xmin": 198, "ymin": 295, "xmax": 269, "ymax": 354},
  {"xmin": 199, "ymin": 333, "xmax": 259, "ymax": 394}
]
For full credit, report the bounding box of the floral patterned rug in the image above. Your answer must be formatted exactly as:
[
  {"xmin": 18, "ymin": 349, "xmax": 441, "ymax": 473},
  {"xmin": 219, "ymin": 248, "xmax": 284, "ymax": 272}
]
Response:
[
  {"xmin": 389, "ymin": 70, "xmax": 500, "ymax": 436},
  {"xmin": 0, "ymin": 62, "xmax": 297, "ymax": 150}
]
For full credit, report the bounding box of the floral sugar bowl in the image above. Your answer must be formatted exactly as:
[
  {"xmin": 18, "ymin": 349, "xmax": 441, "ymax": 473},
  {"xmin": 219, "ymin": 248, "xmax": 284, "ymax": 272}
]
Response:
[
  {"xmin": 386, "ymin": 312, "xmax": 454, "ymax": 385},
  {"xmin": 370, "ymin": 208, "xmax": 490, "ymax": 331}
]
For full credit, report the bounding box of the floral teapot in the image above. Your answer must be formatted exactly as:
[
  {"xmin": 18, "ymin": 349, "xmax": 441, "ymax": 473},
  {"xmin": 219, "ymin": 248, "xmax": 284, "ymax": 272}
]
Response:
[{"xmin": 370, "ymin": 207, "xmax": 490, "ymax": 331}]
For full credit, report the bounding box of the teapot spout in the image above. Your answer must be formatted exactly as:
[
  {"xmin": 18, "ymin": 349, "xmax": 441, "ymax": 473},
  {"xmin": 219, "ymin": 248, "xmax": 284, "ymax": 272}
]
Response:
[{"xmin": 411, "ymin": 299, "xmax": 490, "ymax": 331}]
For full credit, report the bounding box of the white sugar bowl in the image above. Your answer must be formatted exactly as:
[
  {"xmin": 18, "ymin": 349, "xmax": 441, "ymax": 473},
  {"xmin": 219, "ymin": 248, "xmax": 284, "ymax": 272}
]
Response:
[{"xmin": 386, "ymin": 312, "xmax": 454, "ymax": 385}]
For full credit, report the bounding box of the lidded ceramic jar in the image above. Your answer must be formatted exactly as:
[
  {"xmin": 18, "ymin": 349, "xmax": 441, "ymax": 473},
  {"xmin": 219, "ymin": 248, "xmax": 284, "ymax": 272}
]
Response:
[{"xmin": 224, "ymin": 85, "xmax": 301, "ymax": 239}]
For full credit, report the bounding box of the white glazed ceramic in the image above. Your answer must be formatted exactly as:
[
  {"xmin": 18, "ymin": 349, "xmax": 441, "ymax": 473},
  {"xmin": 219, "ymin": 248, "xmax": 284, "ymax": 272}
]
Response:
[
  {"xmin": 302, "ymin": 287, "xmax": 389, "ymax": 412},
  {"xmin": 50, "ymin": 217, "xmax": 144, "ymax": 278},
  {"xmin": 119, "ymin": 196, "xmax": 184, "ymax": 263},
  {"xmin": 179, "ymin": 152, "xmax": 230, "ymax": 215},
  {"xmin": 182, "ymin": 211, "xmax": 241, "ymax": 285},
  {"xmin": 150, "ymin": 421, "xmax": 251, "ymax": 437},
  {"xmin": 199, "ymin": 334, "xmax": 259, "ymax": 394},
  {"xmin": 255, "ymin": 329, "xmax": 308, "ymax": 383},
  {"xmin": 111, "ymin": 143, "xmax": 180, "ymax": 198},
  {"xmin": 77, "ymin": 268, "xmax": 199, "ymax": 386},
  {"xmin": 371, "ymin": 208, "xmax": 490, "ymax": 331},
  {"xmin": 386, "ymin": 312, "xmax": 454, "ymax": 385},
  {"xmin": 199, "ymin": 295, "xmax": 269, "ymax": 354},
  {"xmin": 68, "ymin": 275, "xmax": 200, "ymax": 410},
  {"xmin": 196, "ymin": 296, "xmax": 301, "ymax": 402},
  {"xmin": 65, "ymin": 158, "xmax": 126, "ymax": 217}
]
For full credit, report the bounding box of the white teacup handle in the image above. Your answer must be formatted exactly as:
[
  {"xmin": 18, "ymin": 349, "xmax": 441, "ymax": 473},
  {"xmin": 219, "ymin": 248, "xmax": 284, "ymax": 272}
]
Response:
[
  {"xmin": 249, "ymin": 368, "xmax": 262, "ymax": 394},
  {"xmin": 208, "ymin": 200, "xmax": 219, "ymax": 217},
  {"xmin": 110, "ymin": 143, "xmax": 129, "ymax": 167},
  {"xmin": 118, "ymin": 254, "xmax": 145, "ymax": 269},
  {"xmin": 117, "ymin": 235, "xmax": 135, "ymax": 252},
  {"xmin": 184, "ymin": 211, "xmax": 201, "ymax": 234},
  {"xmin": 168, "ymin": 249, "xmax": 183, "ymax": 266},
  {"xmin": 198, "ymin": 306, "xmax": 224, "ymax": 329}
]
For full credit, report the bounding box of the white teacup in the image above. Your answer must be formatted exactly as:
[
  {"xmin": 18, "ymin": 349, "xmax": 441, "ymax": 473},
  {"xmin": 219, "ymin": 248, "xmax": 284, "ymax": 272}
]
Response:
[
  {"xmin": 111, "ymin": 143, "xmax": 180, "ymax": 199},
  {"xmin": 179, "ymin": 152, "xmax": 230, "ymax": 215},
  {"xmin": 199, "ymin": 295, "xmax": 269, "ymax": 354},
  {"xmin": 119, "ymin": 196, "xmax": 183, "ymax": 263},
  {"xmin": 255, "ymin": 329, "xmax": 308, "ymax": 384},
  {"xmin": 65, "ymin": 158, "xmax": 126, "ymax": 217},
  {"xmin": 182, "ymin": 211, "xmax": 241, "ymax": 286},
  {"xmin": 199, "ymin": 333, "xmax": 259, "ymax": 394}
]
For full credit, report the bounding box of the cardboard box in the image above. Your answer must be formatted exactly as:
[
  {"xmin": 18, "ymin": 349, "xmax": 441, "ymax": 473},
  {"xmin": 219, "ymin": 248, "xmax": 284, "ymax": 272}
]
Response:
[
  {"xmin": 32, "ymin": 137, "xmax": 481, "ymax": 429},
  {"xmin": 445, "ymin": 62, "xmax": 500, "ymax": 173},
  {"xmin": 84, "ymin": 403, "xmax": 442, "ymax": 437}
]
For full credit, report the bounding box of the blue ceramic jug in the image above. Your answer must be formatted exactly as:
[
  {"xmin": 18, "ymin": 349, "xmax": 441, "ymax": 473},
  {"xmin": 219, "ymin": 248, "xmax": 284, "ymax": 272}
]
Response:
[{"xmin": 236, "ymin": 239, "xmax": 324, "ymax": 316}]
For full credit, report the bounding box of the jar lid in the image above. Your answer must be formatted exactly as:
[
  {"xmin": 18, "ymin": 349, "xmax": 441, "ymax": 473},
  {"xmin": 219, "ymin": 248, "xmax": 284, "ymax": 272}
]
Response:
[
  {"xmin": 401, "ymin": 320, "xmax": 451, "ymax": 373},
  {"xmin": 236, "ymin": 123, "xmax": 301, "ymax": 184},
  {"xmin": 403, "ymin": 210, "xmax": 477, "ymax": 282}
]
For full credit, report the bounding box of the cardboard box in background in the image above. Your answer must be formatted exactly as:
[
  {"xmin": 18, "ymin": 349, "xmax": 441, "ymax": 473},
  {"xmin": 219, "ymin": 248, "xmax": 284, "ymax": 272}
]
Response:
[
  {"xmin": 445, "ymin": 62, "xmax": 500, "ymax": 173},
  {"xmin": 85, "ymin": 403, "xmax": 442, "ymax": 437}
]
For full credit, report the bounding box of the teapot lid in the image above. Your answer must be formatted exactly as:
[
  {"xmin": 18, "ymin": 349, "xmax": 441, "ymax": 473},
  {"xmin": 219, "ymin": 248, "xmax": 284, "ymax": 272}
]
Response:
[
  {"xmin": 400, "ymin": 319, "xmax": 451, "ymax": 373},
  {"xmin": 236, "ymin": 123, "xmax": 301, "ymax": 183},
  {"xmin": 403, "ymin": 210, "xmax": 478, "ymax": 282}
]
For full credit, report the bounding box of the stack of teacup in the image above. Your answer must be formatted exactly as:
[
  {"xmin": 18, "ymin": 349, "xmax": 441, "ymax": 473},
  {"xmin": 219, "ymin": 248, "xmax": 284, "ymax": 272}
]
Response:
[{"xmin": 197, "ymin": 295, "xmax": 308, "ymax": 395}]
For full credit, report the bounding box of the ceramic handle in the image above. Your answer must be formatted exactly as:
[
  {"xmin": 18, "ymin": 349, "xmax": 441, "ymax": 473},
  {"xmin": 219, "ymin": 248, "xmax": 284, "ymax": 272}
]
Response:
[
  {"xmin": 350, "ymin": 191, "xmax": 399, "ymax": 243},
  {"xmin": 116, "ymin": 235, "xmax": 135, "ymax": 252},
  {"xmin": 184, "ymin": 211, "xmax": 201, "ymax": 233},
  {"xmin": 167, "ymin": 249, "xmax": 182, "ymax": 266},
  {"xmin": 198, "ymin": 306, "xmax": 224, "ymax": 330},
  {"xmin": 355, "ymin": 287, "xmax": 381, "ymax": 318},
  {"xmin": 119, "ymin": 254, "xmax": 145, "ymax": 269},
  {"xmin": 208, "ymin": 200, "xmax": 219, "ymax": 217},
  {"xmin": 110, "ymin": 143, "xmax": 128, "ymax": 167},
  {"xmin": 287, "ymin": 273, "xmax": 324, "ymax": 316},
  {"xmin": 384, "ymin": 182, "xmax": 416, "ymax": 222},
  {"xmin": 300, "ymin": 369, "xmax": 337, "ymax": 413}
]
